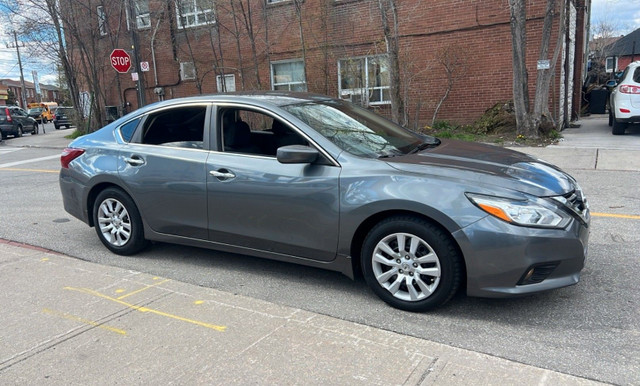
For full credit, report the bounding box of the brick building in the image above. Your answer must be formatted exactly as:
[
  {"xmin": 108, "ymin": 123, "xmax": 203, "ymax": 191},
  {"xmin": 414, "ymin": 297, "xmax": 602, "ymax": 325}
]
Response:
[
  {"xmin": 62, "ymin": 0, "xmax": 589, "ymax": 129},
  {"xmin": 605, "ymin": 27, "xmax": 640, "ymax": 73},
  {"xmin": 0, "ymin": 79, "xmax": 62, "ymax": 108}
]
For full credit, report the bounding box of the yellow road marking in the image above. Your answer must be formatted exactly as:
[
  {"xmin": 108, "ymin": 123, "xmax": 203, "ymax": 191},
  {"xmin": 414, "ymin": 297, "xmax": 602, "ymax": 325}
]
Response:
[
  {"xmin": 117, "ymin": 279, "xmax": 171, "ymax": 300},
  {"xmin": 0, "ymin": 168, "xmax": 58, "ymax": 173},
  {"xmin": 194, "ymin": 300, "xmax": 205, "ymax": 305},
  {"xmin": 591, "ymin": 212, "xmax": 640, "ymax": 220},
  {"xmin": 42, "ymin": 308, "xmax": 126, "ymax": 335},
  {"xmin": 64, "ymin": 287, "xmax": 226, "ymax": 332}
]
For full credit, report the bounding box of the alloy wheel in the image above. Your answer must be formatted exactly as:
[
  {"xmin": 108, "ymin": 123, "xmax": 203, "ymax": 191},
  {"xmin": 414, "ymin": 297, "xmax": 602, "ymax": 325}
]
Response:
[
  {"xmin": 97, "ymin": 198, "xmax": 132, "ymax": 247},
  {"xmin": 371, "ymin": 232, "xmax": 441, "ymax": 302}
]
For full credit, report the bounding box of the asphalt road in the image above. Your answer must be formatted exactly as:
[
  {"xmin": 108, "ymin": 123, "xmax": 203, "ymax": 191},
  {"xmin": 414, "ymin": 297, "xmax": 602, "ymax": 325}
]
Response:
[{"xmin": 1, "ymin": 119, "xmax": 639, "ymax": 384}]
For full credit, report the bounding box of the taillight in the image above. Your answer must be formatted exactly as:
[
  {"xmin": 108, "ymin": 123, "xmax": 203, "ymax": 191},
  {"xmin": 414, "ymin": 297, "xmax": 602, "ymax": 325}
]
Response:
[
  {"xmin": 5, "ymin": 108, "xmax": 11, "ymax": 122},
  {"xmin": 620, "ymin": 108, "xmax": 631, "ymax": 113},
  {"xmin": 619, "ymin": 84, "xmax": 640, "ymax": 94},
  {"xmin": 60, "ymin": 148, "xmax": 85, "ymax": 168}
]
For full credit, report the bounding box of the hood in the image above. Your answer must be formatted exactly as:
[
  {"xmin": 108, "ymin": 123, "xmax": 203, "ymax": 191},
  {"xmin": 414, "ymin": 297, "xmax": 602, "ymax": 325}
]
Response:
[{"xmin": 386, "ymin": 139, "xmax": 575, "ymax": 197}]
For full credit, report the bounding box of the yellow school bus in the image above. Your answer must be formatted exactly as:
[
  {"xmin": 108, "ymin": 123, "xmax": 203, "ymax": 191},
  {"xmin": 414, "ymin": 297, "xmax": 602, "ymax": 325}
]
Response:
[{"xmin": 27, "ymin": 102, "xmax": 57, "ymax": 123}]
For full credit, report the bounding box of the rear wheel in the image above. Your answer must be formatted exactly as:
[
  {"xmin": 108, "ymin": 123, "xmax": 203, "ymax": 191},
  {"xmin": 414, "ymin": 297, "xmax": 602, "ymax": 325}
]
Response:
[
  {"xmin": 361, "ymin": 216, "xmax": 462, "ymax": 312},
  {"xmin": 93, "ymin": 188, "xmax": 148, "ymax": 255},
  {"xmin": 32, "ymin": 124, "xmax": 38, "ymax": 135},
  {"xmin": 608, "ymin": 110, "xmax": 613, "ymax": 127},
  {"xmin": 16, "ymin": 126, "xmax": 23, "ymax": 137},
  {"xmin": 612, "ymin": 118, "xmax": 627, "ymax": 135}
]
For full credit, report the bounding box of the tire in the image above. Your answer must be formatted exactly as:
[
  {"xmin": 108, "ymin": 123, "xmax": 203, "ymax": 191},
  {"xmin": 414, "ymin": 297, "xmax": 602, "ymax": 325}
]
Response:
[
  {"xmin": 54, "ymin": 124, "xmax": 60, "ymax": 130},
  {"xmin": 608, "ymin": 110, "xmax": 613, "ymax": 127},
  {"xmin": 612, "ymin": 119, "xmax": 627, "ymax": 135},
  {"xmin": 42, "ymin": 118, "xmax": 47, "ymax": 124},
  {"xmin": 32, "ymin": 124, "xmax": 38, "ymax": 135},
  {"xmin": 361, "ymin": 216, "xmax": 462, "ymax": 312},
  {"xmin": 16, "ymin": 126, "xmax": 23, "ymax": 137},
  {"xmin": 93, "ymin": 188, "xmax": 148, "ymax": 255}
]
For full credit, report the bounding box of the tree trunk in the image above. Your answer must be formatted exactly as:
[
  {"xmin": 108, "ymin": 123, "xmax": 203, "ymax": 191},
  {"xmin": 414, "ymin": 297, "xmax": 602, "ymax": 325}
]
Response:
[{"xmin": 378, "ymin": 0, "xmax": 404, "ymax": 125}]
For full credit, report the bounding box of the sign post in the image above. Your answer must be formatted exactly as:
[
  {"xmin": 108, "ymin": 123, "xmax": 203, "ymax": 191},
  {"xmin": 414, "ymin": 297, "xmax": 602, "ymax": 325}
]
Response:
[{"xmin": 110, "ymin": 49, "xmax": 132, "ymax": 73}]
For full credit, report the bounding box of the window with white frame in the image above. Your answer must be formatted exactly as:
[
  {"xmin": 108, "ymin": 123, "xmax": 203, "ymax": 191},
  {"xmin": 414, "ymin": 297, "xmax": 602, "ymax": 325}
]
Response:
[
  {"xmin": 605, "ymin": 57, "xmax": 617, "ymax": 73},
  {"xmin": 176, "ymin": 0, "xmax": 215, "ymax": 29},
  {"xmin": 338, "ymin": 55, "xmax": 390, "ymax": 106},
  {"xmin": 180, "ymin": 62, "xmax": 196, "ymax": 80},
  {"xmin": 217, "ymin": 74, "xmax": 236, "ymax": 92},
  {"xmin": 271, "ymin": 60, "xmax": 307, "ymax": 91},
  {"xmin": 97, "ymin": 6, "xmax": 107, "ymax": 36},
  {"xmin": 134, "ymin": 0, "xmax": 151, "ymax": 29}
]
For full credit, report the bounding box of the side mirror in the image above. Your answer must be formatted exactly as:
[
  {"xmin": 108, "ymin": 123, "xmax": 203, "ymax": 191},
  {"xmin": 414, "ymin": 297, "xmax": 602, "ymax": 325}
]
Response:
[
  {"xmin": 606, "ymin": 80, "xmax": 617, "ymax": 88},
  {"xmin": 277, "ymin": 145, "xmax": 318, "ymax": 164}
]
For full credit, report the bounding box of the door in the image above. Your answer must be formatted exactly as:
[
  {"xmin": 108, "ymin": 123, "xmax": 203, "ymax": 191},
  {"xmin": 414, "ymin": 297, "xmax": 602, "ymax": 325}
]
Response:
[
  {"xmin": 118, "ymin": 104, "xmax": 210, "ymax": 239},
  {"xmin": 206, "ymin": 107, "xmax": 340, "ymax": 262}
]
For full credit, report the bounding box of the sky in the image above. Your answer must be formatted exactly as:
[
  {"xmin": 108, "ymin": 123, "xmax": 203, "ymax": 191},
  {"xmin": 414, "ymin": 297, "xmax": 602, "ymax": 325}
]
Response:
[
  {"xmin": 0, "ymin": 1, "xmax": 639, "ymax": 86},
  {"xmin": 591, "ymin": 0, "xmax": 640, "ymax": 36}
]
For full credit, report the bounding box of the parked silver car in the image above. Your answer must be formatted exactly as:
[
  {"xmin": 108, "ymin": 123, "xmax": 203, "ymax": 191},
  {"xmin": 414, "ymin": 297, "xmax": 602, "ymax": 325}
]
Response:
[{"xmin": 59, "ymin": 92, "xmax": 590, "ymax": 311}]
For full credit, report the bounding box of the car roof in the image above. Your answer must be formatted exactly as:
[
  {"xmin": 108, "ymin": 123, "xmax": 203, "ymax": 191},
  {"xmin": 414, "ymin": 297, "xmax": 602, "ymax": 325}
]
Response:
[{"xmin": 135, "ymin": 91, "xmax": 336, "ymax": 114}]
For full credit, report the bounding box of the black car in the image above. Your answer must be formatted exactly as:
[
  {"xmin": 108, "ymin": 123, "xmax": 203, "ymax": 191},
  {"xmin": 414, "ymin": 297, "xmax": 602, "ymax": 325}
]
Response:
[
  {"xmin": 0, "ymin": 106, "xmax": 39, "ymax": 139},
  {"xmin": 54, "ymin": 107, "xmax": 74, "ymax": 130},
  {"xmin": 27, "ymin": 107, "xmax": 45, "ymax": 123}
]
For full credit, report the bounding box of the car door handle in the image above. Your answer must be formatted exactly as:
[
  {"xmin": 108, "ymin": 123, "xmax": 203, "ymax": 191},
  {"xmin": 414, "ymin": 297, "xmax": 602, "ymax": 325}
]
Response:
[
  {"xmin": 210, "ymin": 169, "xmax": 236, "ymax": 180},
  {"xmin": 125, "ymin": 156, "xmax": 145, "ymax": 166}
]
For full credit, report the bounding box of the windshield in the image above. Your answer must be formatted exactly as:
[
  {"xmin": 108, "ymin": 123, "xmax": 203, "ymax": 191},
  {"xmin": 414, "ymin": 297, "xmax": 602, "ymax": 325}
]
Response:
[
  {"xmin": 281, "ymin": 100, "xmax": 435, "ymax": 158},
  {"xmin": 28, "ymin": 108, "xmax": 43, "ymax": 113}
]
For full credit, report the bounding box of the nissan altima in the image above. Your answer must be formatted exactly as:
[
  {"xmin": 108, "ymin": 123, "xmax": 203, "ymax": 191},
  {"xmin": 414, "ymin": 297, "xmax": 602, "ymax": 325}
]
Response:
[{"xmin": 59, "ymin": 92, "xmax": 590, "ymax": 311}]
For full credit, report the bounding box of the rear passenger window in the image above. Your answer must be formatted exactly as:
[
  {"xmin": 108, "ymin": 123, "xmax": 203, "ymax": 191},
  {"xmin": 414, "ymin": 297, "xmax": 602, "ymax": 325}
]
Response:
[
  {"xmin": 633, "ymin": 68, "xmax": 640, "ymax": 83},
  {"xmin": 119, "ymin": 118, "xmax": 140, "ymax": 142},
  {"xmin": 140, "ymin": 105, "xmax": 206, "ymax": 149}
]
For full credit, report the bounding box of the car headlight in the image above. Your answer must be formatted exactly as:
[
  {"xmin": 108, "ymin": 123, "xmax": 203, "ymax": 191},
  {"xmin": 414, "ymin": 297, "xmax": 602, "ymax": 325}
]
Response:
[{"xmin": 466, "ymin": 193, "xmax": 571, "ymax": 229}]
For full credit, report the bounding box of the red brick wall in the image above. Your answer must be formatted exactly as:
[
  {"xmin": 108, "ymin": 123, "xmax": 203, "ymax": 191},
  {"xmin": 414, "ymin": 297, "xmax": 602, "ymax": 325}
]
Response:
[{"xmin": 66, "ymin": 0, "xmax": 585, "ymax": 128}]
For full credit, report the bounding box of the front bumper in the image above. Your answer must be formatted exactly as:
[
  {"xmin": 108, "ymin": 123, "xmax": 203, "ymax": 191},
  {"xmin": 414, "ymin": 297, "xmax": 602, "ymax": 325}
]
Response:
[{"xmin": 453, "ymin": 214, "xmax": 589, "ymax": 298}]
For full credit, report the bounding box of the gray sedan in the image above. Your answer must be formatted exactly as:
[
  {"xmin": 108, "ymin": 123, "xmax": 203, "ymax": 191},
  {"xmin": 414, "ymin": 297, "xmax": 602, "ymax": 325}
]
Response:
[{"xmin": 59, "ymin": 92, "xmax": 590, "ymax": 311}]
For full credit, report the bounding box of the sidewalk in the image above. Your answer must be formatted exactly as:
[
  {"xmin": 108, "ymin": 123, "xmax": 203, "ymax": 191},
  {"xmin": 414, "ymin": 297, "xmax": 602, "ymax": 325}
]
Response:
[{"xmin": 0, "ymin": 240, "xmax": 601, "ymax": 385}]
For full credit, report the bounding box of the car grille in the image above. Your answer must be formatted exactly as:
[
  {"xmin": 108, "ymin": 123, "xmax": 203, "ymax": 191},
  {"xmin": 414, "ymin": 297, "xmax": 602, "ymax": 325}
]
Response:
[{"xmin": 554, "ymin": 186, "xmax": 590, "ymax": 225}]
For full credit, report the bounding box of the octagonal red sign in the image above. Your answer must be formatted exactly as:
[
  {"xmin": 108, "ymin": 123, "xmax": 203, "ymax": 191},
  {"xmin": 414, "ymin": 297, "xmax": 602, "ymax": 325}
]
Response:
[{"xmin": 110, "ymin": 49, "xmax": 131, "ymax": 73}]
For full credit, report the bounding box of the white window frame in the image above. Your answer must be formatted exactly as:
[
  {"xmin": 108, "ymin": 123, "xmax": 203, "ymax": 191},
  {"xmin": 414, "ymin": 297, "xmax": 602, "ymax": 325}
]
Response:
[
  {"xmin": 176, "ymin": 0, "xmax": 215, "ymax": 29},
  {"xmin": 338, "ymin": 55, "xmax": 391, "ymax": 106},
  {"xmin": 270, "ymin": 59, "xmax": 307, "ymax": 91},
  {"xmin": 605, "ymin": 56, "xmax": 618, "ymax": 73},
  {"xmin": 216, "ymin": 74, "xmax": 236, "ymax": 92},
  {"xmin": 180, "ymin": 62, "xmax": 196, "ymax": 80},
  {"xmin": 97, "ymin": 6, "xmax": 107, "ymax": 36},
  {"xmin": 130, "ymin": 0, "xmax": 151, "ymax": 29}
]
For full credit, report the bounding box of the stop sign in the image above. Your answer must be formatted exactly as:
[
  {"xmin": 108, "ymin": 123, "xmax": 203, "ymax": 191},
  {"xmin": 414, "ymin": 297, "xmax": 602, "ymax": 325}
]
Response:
[{"xmin": 110, "ymin": 49, "xmax": 131, "ymax": 73}]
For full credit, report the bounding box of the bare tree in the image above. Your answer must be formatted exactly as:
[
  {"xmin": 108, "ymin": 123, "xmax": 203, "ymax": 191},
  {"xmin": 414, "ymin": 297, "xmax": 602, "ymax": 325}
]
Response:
[
  {"xmin": 509, "ymin": 0, "xmax": 566, "ymax": 137},
  {"xmin": 376, "ymin": 0, "xmax": 404, "ymax": 125},
  {"xmin": 431, "ymin": 45, "xmax": 466, "ymax": 125}
]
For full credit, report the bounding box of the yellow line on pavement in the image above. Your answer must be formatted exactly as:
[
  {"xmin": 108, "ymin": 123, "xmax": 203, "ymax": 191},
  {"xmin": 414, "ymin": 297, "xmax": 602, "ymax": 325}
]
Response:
[
  {"xmin": 591, "ymin": 212, "xmax": 640, "ymax": 220},
  {"xmin": 64, "ymin": 287, "xmax": 226, "ymax": 332},
  {"xmin": 42, "ymin": 308, "xmax": 127, "ymax": 335},
  {"xmin": 0, "ymin": 168, "xmax": 58, "ymax": 174},
  {"xmin": 117, "ymin": 279, "xmax": 171, "ymax": 300}
]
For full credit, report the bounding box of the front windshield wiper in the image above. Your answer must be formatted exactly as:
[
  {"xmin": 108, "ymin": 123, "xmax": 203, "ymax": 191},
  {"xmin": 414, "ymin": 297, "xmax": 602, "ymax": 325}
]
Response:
[{"xmin": 408, "ymin": 138, "xmax": 441, "ymax": 154}]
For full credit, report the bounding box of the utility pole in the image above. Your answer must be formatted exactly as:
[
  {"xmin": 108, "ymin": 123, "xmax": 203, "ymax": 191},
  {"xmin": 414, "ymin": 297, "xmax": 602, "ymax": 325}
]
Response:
[
  {"xmin": 8, "ymin": 30, "xmax": 28, "ymax": 108},
  {"xmin": 128, "ymin": 0, "xmax": 146, "ymax": 107}
]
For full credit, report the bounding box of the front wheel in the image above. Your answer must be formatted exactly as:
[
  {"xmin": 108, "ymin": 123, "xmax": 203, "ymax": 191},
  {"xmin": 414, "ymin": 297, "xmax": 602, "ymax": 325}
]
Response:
[
  {"xmin": 93, "ymin": 188, "xmax": 148, "ymax": 255},
  {"xmin": 361, "ymin": 216, "xmax": 462, "ymax": 312},
  {"xmin": 32, "ymin": 124, "xmax": 38, "ymax": 135},
  {"xmin": 16, "ymin": 126, "xmax": 23, "ymax": 137}
]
